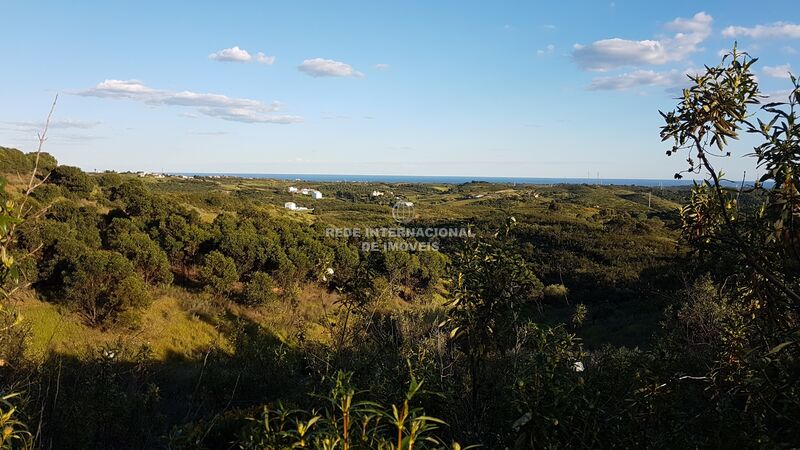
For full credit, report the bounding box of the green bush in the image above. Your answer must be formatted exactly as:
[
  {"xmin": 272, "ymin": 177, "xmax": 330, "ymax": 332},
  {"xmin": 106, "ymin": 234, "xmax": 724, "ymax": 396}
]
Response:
[
  {"xmin": 61, "ymin": 247, "xmax": 151, "ymax": 325},
  {"xmin": 27, "ymin": 151, "xmax": 58, "ymax": 172},
  {"xmin": 241, "ymin": 271, "xmax": 277, "ymax": 305},
  {"xmin": 232, "ymin": 370, "xmax": 459, "ymax": 450},
  {"xmin": 30, "ymin": 182, "xmax": 62, "ymax": 203},
  {"xmin": 0, "ymin": 146, "xmax": 32, "ymax": 172},
  {"xmin": 97, "ymin": 172, "xmax": 122, "ymax": 189},
  {"xmin": 198, "ymin": 250, "xmax": 238, "ymax": 297},
  {"xmin": 107, "ymin": 226, "xmax": 174, "ymax": 286},
  {"xmin": 48, "ymin": 165, "xmax": 96, "ymax": 197}
]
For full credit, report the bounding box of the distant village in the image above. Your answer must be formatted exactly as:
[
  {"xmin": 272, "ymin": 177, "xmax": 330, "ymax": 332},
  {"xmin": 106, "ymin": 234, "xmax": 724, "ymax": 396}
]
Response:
[
  {"xmin": 128, "ymin": 172, "xmax": 422, "ymax": 214},
  {"xmin": 133, "ymin": 171, "xmax": 259, "ymax": 180},
  {"xmin": 284, "ymin": 186, "xmax": 323, "ymax": 211}
]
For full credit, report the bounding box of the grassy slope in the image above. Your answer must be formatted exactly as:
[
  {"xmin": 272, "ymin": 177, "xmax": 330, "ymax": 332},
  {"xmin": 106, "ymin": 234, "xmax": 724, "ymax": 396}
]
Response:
[{"xmin": 16, "ymin": 293, "xmax": 231, "ymax": 360}]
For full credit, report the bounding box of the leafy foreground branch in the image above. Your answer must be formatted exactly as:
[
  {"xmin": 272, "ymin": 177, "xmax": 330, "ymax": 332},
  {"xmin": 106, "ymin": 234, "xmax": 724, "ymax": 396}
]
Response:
[
  {"xmin": 171, "ymin": 369, "xmax": 470, "ymax": 450},
  {"xmin": 0, "ymin": 97, "xmax": 60, "ymax": 450},
  {"xmin": 661, "ymin": 46, "xmax": 800, "ymax": 445}
]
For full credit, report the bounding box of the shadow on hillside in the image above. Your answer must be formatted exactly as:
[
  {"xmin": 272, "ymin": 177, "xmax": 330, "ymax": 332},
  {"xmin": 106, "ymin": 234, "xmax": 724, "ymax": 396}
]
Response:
[{"xmin": 14, "ymin": 314, "xmax": 313, "ymax": 450}]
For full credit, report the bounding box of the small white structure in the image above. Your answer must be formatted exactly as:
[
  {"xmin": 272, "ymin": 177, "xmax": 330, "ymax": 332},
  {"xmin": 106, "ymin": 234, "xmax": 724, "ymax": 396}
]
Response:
[
  {"xmin": 288, "ymin": 186, "xmax": 299, "ymax": 193},
  {"xmin": 371, "ymin": 190, "xmax": 384, "ymax": 197},
  {"xmin": 285, "ymin": 202, "xmax": 313, "ymax": 212},
  {"xmin": 310, "ymin": 190, "xmax": 323, "ymax": 200},
  {"xmin": 300, "ymin": 188, "xmax": 311, "ymax": 195}
]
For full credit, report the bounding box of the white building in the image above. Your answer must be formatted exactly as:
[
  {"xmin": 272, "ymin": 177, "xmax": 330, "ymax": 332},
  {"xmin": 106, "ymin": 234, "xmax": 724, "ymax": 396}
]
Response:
[
  {"xmin": 284, "ymin": 202, "xmax": 297, "ymax": 210},
  {"xmin": 310, "ymin": 190, "xmax": 323, "ymax": 199},
  {"xmin": 371, "ymin": 190, "xmax": 384, "ymax": 197},
  {"xmin": 288, "ymin": 186, "xmax": 299, "ymax": 193}
]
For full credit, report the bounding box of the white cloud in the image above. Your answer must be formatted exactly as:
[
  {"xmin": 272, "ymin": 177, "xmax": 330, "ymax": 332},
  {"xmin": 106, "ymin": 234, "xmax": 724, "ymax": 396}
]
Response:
[
  {"xmin": 588, "ymin": 69, "xmax": 681, "ymax": 91},
  {"xmin": 198, "ymin": 108, "xmax": 301, "ymax": 124},
  {"xmin": 763, "ymin": 64, "xmax": 792, "ymax": 79},
  {"xmin": 588, "ymin": 67, "xmax": 703, "ymax": 91},
  {"xmin": 783, "ymin": 45, "xmax": 798, "ymax": 55},
  {"xmin": 298, "ymin": 58, "xmax": 364, "ymax": 78},
  {"xmin": 209, "ymin": 46, "xmax": 275, "ymax": 64},
  {"xmin": 254, "ymin": 52, "xmax": 276, "ymax": 64},
  {"xmin": 537, "ymin": 44, "xmax": 556, "ymax": 56},
  {"xmin": 73, "ymin": 80, "xmax": 301, "ymax": 124},
  {"xmin": 374, "ymin": 63, "xmax": 390, "ymax": 70},
  {"xmin": 209, "ymin": 46, "xmax": 251, "ymax": 62},
  {"xmin": 49, "ymin": 134, "xmax": 106, "ymax": 143},
  {"xmin": 764, "ymin": 89, "xmax": 795, "ymax": 102},
  {"xmin": 572, "ymin": 12, "xmax": 712, "ymax": 71},
  {"xmin": 1, "ymin": 120, "xmax": 105, "ymax": 143},
  {"xmin": 5, "ymin": 119, "xmax": 101, "ymax": 131},
  {"xmin": 80, "ymin": 79, "xmax": 158, "ymax": 98},
  {"xmin": 722, "ymin": 22, "xmax": 800, "ymax": 39}
]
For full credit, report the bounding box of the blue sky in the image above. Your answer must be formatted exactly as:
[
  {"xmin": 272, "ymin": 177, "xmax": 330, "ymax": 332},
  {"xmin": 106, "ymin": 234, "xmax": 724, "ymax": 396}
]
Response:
[{"xmin": 1, "ymin": 1, "xmax": 797, "ymax": 178}]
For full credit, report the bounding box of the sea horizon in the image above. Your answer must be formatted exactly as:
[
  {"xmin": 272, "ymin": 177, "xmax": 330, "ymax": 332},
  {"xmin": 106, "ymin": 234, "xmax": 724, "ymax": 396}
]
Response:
[{"xmin": 169, "ymin": 172, "xmax": 746, "ymax": 187}]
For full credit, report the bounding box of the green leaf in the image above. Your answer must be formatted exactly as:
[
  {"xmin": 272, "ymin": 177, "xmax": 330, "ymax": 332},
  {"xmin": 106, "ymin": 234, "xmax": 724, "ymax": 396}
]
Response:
[{"xmin": 767, "ymin": 341, "xmax": 794, "ymax": 356}]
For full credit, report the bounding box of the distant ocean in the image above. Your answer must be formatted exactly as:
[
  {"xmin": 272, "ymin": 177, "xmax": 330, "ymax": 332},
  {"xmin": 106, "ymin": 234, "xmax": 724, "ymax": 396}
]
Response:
[{"xmin": 174, "ymin": 173, "xmax": 724, "ymax": 187}]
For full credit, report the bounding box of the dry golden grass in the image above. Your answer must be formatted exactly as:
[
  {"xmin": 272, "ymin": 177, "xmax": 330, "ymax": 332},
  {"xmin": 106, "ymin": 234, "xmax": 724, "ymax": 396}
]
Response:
[{"xmin": 16, "ymin": 293, "xmax": 232, "ymax": 361}]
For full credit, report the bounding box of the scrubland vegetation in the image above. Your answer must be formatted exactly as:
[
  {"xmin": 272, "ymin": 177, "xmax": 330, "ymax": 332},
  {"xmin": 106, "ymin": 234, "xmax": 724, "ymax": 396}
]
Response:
[{"xmin": 0, "ymin": 49, "xmax": 798, "ymax": 448}]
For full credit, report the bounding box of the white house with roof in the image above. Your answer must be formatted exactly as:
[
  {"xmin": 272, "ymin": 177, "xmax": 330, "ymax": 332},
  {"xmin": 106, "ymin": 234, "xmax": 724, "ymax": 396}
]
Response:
[
  {"xmin": 285, "ymin": 201, "xmax": 313, "ymax": 212},
  {"xmin": 288, "ymin": 187, "xmax": 323, "ymax": 200}
]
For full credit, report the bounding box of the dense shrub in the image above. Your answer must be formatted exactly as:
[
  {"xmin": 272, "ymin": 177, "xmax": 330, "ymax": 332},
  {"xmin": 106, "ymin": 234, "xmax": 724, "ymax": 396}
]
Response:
[
  {"xmin": 107, "ymin": 223, "xmax": 173, "ymax": 286},
  {"xmin": 30, "ymin": 182, "xmax": 61, "ymax": 203},
  {"xmin": 241, "ymin": 271, "xmax": 277, "ymax": 305},
  {"xmin": 28, "ymin": 151, "xmax": 58, "ymax": 172},
  {"xmin": 97, "ymin": 171, "xmax": 123, "ymax": 188},
  {"xmin": 61, "ymin": 247, "xmax": 151, "ymax": 325},
  {"xmin": 198, "ymin": 250, "xmax": 238, "ymax": 297},
  {"xmin": 45, "ymin": 201, "xmax": 103, "ymax": 247},
  {"xmin": 0, "ymin": 146, "xmax": 32, "ymax": 172},
  {"xmin": 48, "ymin": 165, "xmax": 96, "ymax": 197}
]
